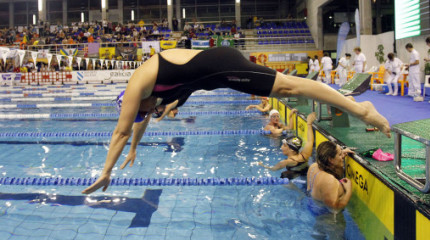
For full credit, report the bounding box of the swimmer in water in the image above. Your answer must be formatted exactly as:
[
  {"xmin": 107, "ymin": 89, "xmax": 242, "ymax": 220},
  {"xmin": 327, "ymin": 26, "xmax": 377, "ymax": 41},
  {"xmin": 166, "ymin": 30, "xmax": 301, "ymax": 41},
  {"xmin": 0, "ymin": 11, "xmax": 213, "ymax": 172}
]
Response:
[
  {"xmin": 306, "ymin": 141, "xmax": 354, "ymax": 216},
  {"xmin": 259, "ymin": 112, "xmax": 316, "ymax": 179},
  {"xmin": 245, "ymin": 97, "xmax": 272, "ymax": 114},
  {"xmin": 82, "ymin": 47, "xmax": 390, "ymax": 194},
  {"xmin": 264, "ymin": 109, "xmax": 297, "ymax": 137}
]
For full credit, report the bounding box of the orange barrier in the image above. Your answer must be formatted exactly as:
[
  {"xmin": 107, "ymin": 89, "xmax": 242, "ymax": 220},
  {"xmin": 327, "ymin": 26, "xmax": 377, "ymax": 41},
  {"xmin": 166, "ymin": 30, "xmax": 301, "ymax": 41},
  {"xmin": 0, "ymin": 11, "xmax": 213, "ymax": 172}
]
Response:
[{"xmin": 20, "ymin": 71, "xmax": 73, "ymax": 85}]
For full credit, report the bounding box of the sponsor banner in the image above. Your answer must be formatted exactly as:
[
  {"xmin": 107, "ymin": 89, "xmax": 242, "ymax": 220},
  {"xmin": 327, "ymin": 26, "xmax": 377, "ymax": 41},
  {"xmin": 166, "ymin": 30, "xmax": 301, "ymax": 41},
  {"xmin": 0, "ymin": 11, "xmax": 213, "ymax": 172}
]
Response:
[
  {"xmin": 59, "ymin": 48, "xmax": 78, "ymax": 56},
  {"xmin": 116, "ymin": 45, "xmax": 137, "ymax": 61},
  {"xmin": 88, "ymin": 43, "xmax": 100, "ymax": 58},
  {"xmin": 296, "ymin": 116, "xmax": 308, "ymax": 143},
  {"xmin": 0, "ymin": 73, "xmax": 22, "ymax": 85},
  {"xmin": 72, "ymin": 70, "xmax": 134, "ymax": 83},
  {"xmin": 99, "ymin": 47, "xmax": 116, "ymax": 59},
  {"xmin": 142, "ymin": 41, "xmax": 160, "ymax": 53},
  {"xmin": 191, "ymin": 40, "xmax": 210, "ymax": 49},
  {"xmin": 250, "ymin": 50, "xmax": 323, "ymax": 73},
  {"xmin": 160, "ymin": 40, "xmax": 177, "ymax": 50},
  {"xmin": 345, "ymin": 156, "xmax": 394, "ymax": 235}
]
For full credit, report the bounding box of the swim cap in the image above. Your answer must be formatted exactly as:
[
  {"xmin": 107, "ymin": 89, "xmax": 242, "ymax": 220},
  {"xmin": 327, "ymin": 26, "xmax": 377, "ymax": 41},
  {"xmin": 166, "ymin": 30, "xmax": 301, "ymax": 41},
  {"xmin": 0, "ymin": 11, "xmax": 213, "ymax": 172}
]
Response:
[
  {"xmin": 115, "ymin": 90, "xmax": 145, "ymax": 122},
  {"xmin": 269, "ymin": 109, "xmax": 279, "ymax": 117},
  {"xmin": 282, "ymin": 136, "xmax": 302, "ymax": 152}
]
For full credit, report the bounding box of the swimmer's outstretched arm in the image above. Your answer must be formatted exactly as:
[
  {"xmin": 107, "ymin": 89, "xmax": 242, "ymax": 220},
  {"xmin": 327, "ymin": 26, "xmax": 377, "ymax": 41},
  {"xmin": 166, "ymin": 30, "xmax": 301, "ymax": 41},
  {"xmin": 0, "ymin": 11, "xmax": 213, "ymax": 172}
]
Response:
[
  {"xmin": 270, "ymin": 72, "xmax": 391, "ymax": 137},
  {"xmin": 155, "ymin": 100, "xmax": 179, "ymax": 123},
  {"xmin": 259, "ymin": 160, "xmax": 290, "ymax": 171},
  {"xmin": 82, "ymin": 59, "xmax": 158, "ymax": 194},
  {"xmin": 120, "ymin": 115, "xmax": 152, "ymax": 169},
  {"xmin": 300, "ymin": 113, "xmax": 316, "ymax": 160}
]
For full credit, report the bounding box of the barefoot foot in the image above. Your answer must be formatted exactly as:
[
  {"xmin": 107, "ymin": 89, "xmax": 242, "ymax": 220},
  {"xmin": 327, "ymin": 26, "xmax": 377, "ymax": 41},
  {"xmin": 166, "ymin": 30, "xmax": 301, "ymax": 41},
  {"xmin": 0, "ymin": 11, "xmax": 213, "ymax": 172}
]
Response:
[{"xmin": 359, "ymin": 101, "xmax": 391, "ymax": 138}]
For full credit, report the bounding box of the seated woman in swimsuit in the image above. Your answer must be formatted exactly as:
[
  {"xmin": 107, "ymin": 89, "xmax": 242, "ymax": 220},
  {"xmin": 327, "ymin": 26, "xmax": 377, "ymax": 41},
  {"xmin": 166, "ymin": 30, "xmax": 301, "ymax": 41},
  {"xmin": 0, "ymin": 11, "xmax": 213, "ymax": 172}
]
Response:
[
  {"xmin": 82, "ymin": 47, "xmax": 390, "ymax": 194},
  {"xmin": 264, "ymin": 109, "xmax": 297, "ymax": 137},
  {"xmin": 306, "ymin": 141, "xmax": 354, "ymax": 216},
  {"xmin": 245, "ymin": 97, "xmax": 272, "ymax": 114},
  {"xmin": 259, "ymin": 112, "xmax": 316, "ymax": 179}
]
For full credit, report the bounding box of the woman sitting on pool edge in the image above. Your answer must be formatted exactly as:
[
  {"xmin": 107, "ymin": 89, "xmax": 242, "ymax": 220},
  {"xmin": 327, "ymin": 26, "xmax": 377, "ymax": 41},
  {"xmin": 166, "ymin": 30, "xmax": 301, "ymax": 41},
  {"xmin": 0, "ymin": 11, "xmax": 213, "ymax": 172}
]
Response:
[
  {"xmin": 307, "ymin": 141, "xmax": 354, "ymax": 216},
  {"xmin": 264, "ymin": 109, "xmax": 297, "ymax": 137},
  {"xmin": 259, "ymin": 112, "xmax": 316, "ymax": 179},
  {"xmin": 245, "ymin": 97, "xmax": 272, "ymax": 114},
  {"xmin": 82, "ymin": 46, "xmax": 390, "ymax": 194}
]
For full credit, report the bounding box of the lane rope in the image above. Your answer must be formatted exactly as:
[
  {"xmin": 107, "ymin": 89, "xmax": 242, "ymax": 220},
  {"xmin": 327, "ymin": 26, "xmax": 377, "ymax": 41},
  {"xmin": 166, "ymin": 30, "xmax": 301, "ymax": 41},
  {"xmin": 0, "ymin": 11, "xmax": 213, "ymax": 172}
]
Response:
[
  {"xmin": 0, "ymin": 100, "xmax": 260, "ymax": 107},
  {"xmin": 0, "ymin": 129, "xmax": 287, "ymax": 138},
  {"xmin": 0, "ymin": 110, "xmax": 262, "ymax": 120},
  {"xmin": 0, "ymin": 177, "xmax": 302, "ymax": 186}
]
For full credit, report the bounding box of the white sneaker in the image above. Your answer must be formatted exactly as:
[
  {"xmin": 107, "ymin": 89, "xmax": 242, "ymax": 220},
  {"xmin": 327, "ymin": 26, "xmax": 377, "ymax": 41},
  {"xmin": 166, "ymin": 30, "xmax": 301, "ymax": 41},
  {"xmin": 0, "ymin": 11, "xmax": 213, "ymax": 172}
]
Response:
[
  {"xmin": 414, "ymin": 96, "xmax": 424, "ymax": 102},
  {"xmin": 392, "ymin": 93, "xmax": 398, "ymax": 96},
  {"xmin": 385, "ymin": 92, "xmax": 392, "ymax": 96}
]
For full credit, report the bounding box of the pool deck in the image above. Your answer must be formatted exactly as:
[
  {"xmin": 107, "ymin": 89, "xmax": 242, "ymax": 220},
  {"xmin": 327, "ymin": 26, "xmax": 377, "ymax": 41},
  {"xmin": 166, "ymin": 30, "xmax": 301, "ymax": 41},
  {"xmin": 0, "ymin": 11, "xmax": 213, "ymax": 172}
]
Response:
[{"xmin": 275, "ymin": 85, "xmax": 430, "ymax": 239}]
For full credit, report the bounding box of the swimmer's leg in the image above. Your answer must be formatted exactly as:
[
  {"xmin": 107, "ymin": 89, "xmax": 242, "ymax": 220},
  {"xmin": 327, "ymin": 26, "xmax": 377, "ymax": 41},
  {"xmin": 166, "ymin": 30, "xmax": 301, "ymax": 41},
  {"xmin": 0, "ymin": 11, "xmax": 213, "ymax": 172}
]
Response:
[{"xmin": 269, "ymin": 72, "xmax": 391, "ymax": 137}]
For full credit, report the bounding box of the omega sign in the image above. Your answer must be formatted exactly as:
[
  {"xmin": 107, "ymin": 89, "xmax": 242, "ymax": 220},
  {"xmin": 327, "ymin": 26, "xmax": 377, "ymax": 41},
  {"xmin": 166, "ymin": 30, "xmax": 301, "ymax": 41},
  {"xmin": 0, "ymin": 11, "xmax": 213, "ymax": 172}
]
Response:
[{"xmin": 346, "ymin": 163, "xmax": 369, "ymax": 194}]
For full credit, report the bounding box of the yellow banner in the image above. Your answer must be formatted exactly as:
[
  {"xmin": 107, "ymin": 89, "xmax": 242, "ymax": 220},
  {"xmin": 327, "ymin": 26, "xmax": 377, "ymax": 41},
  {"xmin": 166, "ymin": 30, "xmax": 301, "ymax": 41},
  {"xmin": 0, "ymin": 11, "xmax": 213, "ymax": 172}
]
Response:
[
  {"xmin": 345, "ymin": 157, "xmax": 394, "ymax": 235},
  {"xmin": 297, "ymin": 116, "xmax": 308, "ymax": 143},
  {"xmin": 99, "ymin": 47, "xmax": 116, "ymax": 59},
  {"xmin": 160, "ymin": 40, "xmax": 177, "ymax": 50}
]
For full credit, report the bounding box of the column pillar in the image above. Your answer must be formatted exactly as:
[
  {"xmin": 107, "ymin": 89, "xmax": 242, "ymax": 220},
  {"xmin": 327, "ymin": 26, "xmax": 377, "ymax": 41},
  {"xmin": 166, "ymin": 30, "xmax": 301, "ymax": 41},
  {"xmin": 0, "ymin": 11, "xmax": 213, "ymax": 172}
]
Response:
[
  {"xmin": 38, "ymin": 0, "xmax": 47, "ymax": 23},
  {"xmin": 101, "ymin": 0, "xmax": 108, "ymax": 21},
  {"xmin": 167, "ymin": 0, "xmax": 173, "ymax": 30},
  {"xmin": 9, "ymin": 3, "xmax": 14, "ymax": 29},
  {"xmin": 316, "ymin": 8, "xmax": 324, "ymax": 49},
  {"xmin": 118, "ymin": 0, "xmax": 123, "ymax": 24},
  {"xmin": 359, "ymin": 0, "xmax": 372, "ymax": 35},
  {"xmin": 375, "ymin": 0, "xmax": 382, "ymax": 34},
  {"xmin": 235, "ymin": 0, "xmax": 241, "ymax": 28},
  {"xmin": 62, "ymin": 0, "xmax": 67, "ymax": 25},
  {"xmin": 175, "ymin": 0, "xmax": 181, "ymax": 30}
]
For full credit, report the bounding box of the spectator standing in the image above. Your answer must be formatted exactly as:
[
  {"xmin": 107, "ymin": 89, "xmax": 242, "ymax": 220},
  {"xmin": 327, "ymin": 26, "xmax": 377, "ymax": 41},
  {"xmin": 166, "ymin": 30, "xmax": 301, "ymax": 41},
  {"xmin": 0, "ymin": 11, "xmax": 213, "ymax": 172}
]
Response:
[
  {"xmin": 353, "ymin": 47, "xmax": 366, "ymax": 73},
  {"xmin": 337, "ymin": 53, "xmax": 351, "ymax": 87},
  {"xmin": 321, "ymin": 52, "xmax": 333, "ymax": 84},
  {"xmin": 405, "ymin": 43, "xmax": 423, "ymax": 101}
]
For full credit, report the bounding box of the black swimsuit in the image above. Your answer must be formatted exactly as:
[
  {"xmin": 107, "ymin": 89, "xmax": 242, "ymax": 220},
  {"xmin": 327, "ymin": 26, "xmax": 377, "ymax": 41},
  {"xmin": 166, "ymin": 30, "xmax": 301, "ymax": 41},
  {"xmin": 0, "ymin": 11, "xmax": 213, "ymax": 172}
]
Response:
[
  {"xmin": 281, "ymin": 153, "xmax": 309, "ymax": 180},
  {"xmin": 151, "ymin": 47, "xmax": 277, "ymax": 105}
]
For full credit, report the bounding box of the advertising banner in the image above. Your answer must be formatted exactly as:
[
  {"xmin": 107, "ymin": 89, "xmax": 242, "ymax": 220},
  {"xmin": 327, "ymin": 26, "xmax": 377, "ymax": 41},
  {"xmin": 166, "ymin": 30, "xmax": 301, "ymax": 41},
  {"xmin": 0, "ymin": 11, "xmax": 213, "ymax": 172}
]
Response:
[
  {"xmin": 99, "ymin": 47, "xmax": 116, "ymax": 59},
  {"xmin": 160, "ymin": 40, "xmax": 178, "ymax": 50},
  {"xmin": 72, "ymin": 70, "xmax": 134, "ymax": 83},
  {"xmin": 191, "ymin": 40, "xmax": 210, "ymax": 49}
]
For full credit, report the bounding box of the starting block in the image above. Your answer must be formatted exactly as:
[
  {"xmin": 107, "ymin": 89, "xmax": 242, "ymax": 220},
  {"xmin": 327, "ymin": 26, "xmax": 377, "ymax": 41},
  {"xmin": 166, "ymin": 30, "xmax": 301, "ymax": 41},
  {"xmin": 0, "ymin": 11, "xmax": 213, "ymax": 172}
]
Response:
[{"xmin": 393, "ymin": 119, "xmax": 430, "ymax": 193}]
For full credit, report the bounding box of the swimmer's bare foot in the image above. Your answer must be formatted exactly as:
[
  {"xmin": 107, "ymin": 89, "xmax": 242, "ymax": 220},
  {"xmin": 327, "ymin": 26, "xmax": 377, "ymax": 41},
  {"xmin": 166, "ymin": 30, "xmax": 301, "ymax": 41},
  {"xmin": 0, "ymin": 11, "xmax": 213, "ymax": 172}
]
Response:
[{"xmin": 359, "ymin": 101, "xmax": 391, "ymax": 138}]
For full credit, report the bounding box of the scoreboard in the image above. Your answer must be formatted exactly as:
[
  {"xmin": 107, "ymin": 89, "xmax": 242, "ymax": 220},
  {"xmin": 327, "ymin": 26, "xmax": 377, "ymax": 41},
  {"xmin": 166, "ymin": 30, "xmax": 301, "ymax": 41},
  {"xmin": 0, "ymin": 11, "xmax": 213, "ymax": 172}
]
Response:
[{"xmin": 395, "ymin": 0, "xmax": 430, "ymax": 39}]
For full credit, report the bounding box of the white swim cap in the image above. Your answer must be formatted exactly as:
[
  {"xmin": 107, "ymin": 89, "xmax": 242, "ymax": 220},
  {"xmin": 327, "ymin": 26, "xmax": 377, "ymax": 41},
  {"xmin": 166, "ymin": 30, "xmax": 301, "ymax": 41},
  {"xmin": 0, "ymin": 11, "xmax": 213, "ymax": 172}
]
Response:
[{"xmin": 269, "ymin": 109, "xmax": 279, "ymax": 117}]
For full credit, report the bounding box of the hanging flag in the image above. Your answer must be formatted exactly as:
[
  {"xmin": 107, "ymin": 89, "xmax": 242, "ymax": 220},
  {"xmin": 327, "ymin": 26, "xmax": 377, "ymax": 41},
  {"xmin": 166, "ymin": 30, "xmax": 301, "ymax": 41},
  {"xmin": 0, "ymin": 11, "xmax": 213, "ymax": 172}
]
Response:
[
  {"xmin": 355, "ymin": 9, "xmax": 360, "ymax": 47},
  {"xmin": 17, "ymin": 50, "xmax": 26, "ymax": 67},
  {"xmin": 46, "ymin": 53, "xmax": 53, "ymax": 68},
  {"xmin": 55, "ymin": 55, "xmax": 62, "ymax": 66},
  {"xmin": 60, "ymin": 48, "xmax": 78, "ymax": 56},
  {"xmin": 31, "ymin": 52, "xmax": 38, "ymax": 65},
  {"xmin": 336, "ymin": 22, "xmax": 350, "ymax": 64},
  {"xmin": 76, "ymin": 57, "xmax": 82, "ymax": 70}
]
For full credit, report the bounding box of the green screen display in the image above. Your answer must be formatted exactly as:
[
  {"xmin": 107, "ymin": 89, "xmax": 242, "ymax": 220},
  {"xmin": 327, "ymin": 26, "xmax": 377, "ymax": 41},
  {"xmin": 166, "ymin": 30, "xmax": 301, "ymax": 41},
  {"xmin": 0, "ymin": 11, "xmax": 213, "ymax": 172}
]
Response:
[{"xmin": 395, "ymin": 0, "xmax": 421, "ymax": 39}]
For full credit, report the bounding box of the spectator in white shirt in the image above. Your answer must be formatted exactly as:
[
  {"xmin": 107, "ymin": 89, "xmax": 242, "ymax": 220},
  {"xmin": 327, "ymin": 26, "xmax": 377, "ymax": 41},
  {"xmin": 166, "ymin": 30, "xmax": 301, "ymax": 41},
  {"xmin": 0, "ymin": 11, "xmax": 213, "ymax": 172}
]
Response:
[
  {"xmin": 337, "ymin": 53, "xmax": 351, "ymax": 87},
  {"xmin": 321, "ymin": 52, "xmax": 333, "ymax": 84},
  {"xmin": 353, "ymin": 47, "xmax": 366, "ymax": 73},
  {"xmin": 384, "ymin": 53, "xmax": 403, "ymax": 96},
  {"xmin": 405, "ymin": 43, "xmax": 423, "ymax": 101},
  {"xmin": 308, "ymin": 56, "xmax": 314, "ymax": 73},
  {"xmin": 313, "ymin": 55, "xmax": 320, "ymax": 73}
]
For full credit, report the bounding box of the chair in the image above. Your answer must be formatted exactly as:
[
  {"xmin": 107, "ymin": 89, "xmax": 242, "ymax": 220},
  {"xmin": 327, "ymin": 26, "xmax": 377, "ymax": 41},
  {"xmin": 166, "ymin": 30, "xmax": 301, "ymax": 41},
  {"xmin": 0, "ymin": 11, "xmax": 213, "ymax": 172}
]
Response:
[
  {"xmin": 331, "ymin": 70, "xmax": 338, "ymax": 84},
  {"xmin": 370, "ymin": 65, "xmax": 385, "ymax": 90},
  {"xmin": 423, "ymin": 75, "xmax": 430, "ymax": 97}
]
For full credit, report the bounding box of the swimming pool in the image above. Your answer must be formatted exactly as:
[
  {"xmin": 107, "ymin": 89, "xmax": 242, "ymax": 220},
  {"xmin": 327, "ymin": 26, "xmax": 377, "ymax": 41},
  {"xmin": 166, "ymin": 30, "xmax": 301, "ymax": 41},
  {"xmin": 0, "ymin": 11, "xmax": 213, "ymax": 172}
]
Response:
[{"xmin": 0, "ymin": 85, "xmax": 367, "ymax": 239}]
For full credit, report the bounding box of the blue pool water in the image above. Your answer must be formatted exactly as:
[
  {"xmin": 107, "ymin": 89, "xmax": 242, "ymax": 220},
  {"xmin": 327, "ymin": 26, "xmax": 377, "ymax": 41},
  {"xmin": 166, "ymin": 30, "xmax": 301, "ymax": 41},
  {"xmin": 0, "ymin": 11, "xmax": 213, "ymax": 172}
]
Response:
[{"xmin": 0, "ymin": 88, "xmax": 364, "ymax": 239}]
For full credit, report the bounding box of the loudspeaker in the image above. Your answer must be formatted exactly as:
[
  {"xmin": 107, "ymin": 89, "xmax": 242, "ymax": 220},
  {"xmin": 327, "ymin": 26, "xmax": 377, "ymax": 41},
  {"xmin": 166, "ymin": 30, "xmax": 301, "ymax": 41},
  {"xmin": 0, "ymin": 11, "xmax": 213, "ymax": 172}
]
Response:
[{"xmin": 338, "ymin": 73, "xmax": 371, "ymax": 96}]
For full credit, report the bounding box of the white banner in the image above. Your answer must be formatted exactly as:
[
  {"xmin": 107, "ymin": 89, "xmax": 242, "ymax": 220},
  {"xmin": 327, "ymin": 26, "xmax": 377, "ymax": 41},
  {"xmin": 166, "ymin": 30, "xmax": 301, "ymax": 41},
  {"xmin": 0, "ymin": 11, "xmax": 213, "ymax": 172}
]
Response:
[
  {"xmin": 68, "ymin": 56, "xmax": 73, "ymax": 67},
  {"xmin": 77, "ymin": 57, "xmax": 82, "ymax": 70},
  {"xmin": 55, "ymin": 55, "xmax": 62, "ymax": 65},
  {"xmin": 17, "ymin": 50, "xmax": 26, "ymax": 66},
  {"xmin": 46, "ymin": 53, "xmax": 53, "ymax": 68},
  {"xmin": 72, "ymin": 69, "xmax": 134, "ymax": 83},
  {"xmin": 31, "ymin": 51, "xmax": 38, "ymax": 65},
  {"xmin": 85, "ymin": 58, "xmax": 89, "ymax": 68}
]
